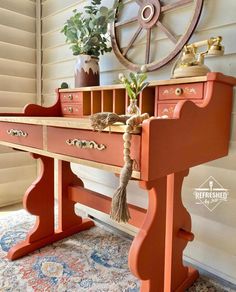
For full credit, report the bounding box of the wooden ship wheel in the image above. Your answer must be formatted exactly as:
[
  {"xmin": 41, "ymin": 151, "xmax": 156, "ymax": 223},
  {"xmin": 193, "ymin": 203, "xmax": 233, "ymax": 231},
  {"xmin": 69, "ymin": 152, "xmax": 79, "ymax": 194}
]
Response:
[{"xmin": 111, "ymin": 0, "xmax": 204, "ymax": 72}]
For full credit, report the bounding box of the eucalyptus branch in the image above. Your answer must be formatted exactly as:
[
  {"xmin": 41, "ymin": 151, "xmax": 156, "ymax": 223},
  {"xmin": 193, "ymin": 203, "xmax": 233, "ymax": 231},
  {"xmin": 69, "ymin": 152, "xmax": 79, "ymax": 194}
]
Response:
[{"xmin": 119, "ymin": 72, "xmax": 149, "ymax": 100}]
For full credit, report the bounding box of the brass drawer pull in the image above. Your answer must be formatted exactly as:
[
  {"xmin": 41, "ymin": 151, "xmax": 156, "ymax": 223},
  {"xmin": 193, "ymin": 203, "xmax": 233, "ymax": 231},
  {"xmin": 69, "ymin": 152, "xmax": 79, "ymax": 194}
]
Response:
[
  {"xmin": 175, "ymin": 88, "xmax": 183, "ymax": 96},
  {"xmin": 68, "ymin": 94, "xmax": 73, "ymax": 100},
  {"xmin": 7, "ymin": 129, "xmax": 28, "ymax": 137},
  {"xmin": 66, "ymin": 139, "xmax": 106, "ymax": 151},
  {"xmin": 68, "ymin": 107, "xmax": 73, "ymax": 113}
]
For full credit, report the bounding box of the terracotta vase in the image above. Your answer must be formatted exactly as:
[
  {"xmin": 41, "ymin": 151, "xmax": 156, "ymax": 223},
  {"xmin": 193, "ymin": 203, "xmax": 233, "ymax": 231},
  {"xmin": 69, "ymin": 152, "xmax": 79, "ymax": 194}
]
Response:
[{"xmin": 74, "ymin": 55, "xmax": 100, "ymax": 88}]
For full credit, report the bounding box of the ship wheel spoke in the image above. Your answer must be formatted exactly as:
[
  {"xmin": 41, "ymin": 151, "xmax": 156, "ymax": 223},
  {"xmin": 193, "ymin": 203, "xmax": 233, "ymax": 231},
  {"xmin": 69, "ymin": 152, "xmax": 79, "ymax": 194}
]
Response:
[
  {"xmin": 134, "ymin": 0, "xmax": 143, "ymax": 5},
  {"xmin": 161, "ymin": 0, "xmax": 193, "ymax": 13},
  {"xmin": 156, "ymin": 21, "xmax": 178, "ymax": 44},
  {"xmin": 145, "ymin": 28, "xmax": 151, "ymax": 64},
  {"xmin": 122, "ymin": 26, "xmax": 143, "ymax": 57},
  {"xmin": 115, "ymin": 16, "xmax": 138, "ymax": 28}
]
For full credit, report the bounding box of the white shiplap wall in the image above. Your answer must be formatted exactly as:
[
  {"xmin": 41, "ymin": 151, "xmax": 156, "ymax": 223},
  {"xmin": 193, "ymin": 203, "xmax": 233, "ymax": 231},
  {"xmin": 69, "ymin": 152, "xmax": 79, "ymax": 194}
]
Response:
[
  {"xmin": 41, "ymin": 0, "xmax": 236, "ymax": 284},
  {"xmin": 0, "ymin": 0, "xmax": 37, "ymax": 206}
]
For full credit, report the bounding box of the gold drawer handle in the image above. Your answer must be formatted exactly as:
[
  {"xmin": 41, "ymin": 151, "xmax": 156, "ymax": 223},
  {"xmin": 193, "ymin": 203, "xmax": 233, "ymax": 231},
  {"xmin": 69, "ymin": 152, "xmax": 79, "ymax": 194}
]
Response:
[
  {"xmin": 68, "ymin": 94, "xmax": 73, "ymax": 100},
  {"xmin": 7, "ymin": 129, "xmax": 28, "ymax": 137},
  {"xmin": 66, "ymin": 139, "xmax": 106, "ymax": 151},
  {"xmin": 175, "ymin": 88, "xmax": 183, "ymax": 96},
  {"xmin": 68, "ymin": 107, "xmax": 73, "ymax": 113}
]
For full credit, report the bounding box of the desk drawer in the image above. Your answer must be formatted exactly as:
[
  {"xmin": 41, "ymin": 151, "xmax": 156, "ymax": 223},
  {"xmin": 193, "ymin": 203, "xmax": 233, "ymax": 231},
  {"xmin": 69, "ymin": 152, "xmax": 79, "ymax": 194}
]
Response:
[
  {"xmin": 47, "ymin": 127, "xmax": 141, "ymax": 169},
  {"xmin": 60, "ymin": 92, "xmax": 82, "ymax": 103},
  {"xmin": 0, "ymin": 122, "xmax": 43, "ymax": 149},
  {"xmin": 158, "ymin": 82, "xmax": 204, "ymax": 100},
  {"xmin": 61, "ymin": 104, "xmax": 82, "ymax": 116}
]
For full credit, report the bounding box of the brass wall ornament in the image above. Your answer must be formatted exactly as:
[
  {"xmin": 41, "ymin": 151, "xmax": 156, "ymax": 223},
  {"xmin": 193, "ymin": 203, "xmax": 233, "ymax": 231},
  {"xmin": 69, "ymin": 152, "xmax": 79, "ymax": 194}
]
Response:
[{"xmin": 66, "ymin": 139, "xmax": 106, "ymax": 151}]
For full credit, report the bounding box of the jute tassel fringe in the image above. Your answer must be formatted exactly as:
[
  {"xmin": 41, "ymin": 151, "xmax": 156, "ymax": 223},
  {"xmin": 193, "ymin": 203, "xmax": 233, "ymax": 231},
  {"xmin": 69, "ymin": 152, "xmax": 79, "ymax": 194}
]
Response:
[
  {"xmin": 90, "ymin": 112, "xmax": 130, "ymax": 131},
  {"xmin": 90, "ymin": 112, "xmax": 149, "ymax": 223}
]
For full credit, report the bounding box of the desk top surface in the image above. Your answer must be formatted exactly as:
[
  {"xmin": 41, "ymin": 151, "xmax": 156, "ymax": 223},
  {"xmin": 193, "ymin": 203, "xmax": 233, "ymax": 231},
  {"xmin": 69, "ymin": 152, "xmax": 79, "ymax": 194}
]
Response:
[{"xmin": 0, "ymin": 116, "xmax": 141, "ymax": 133}]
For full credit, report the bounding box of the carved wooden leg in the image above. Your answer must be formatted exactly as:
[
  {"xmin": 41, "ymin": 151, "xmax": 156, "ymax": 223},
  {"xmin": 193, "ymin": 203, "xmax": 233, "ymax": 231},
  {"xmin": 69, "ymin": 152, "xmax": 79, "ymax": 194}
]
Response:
[
  {"xmin": 7, "ymin": 156, "xmax": 94, "ymax": 261},
  {"xmin": 56, "ymin": 160, "xmax": 95, "ymax": 235},
  {"xmin": 165, "ymin": 170, "xmax": 199, "ymax": 292},
  {"xmin": 8, "ymin": 154, "xmax": 55, "ymax": 260},
  {"xmin": 129, "ymin": 177, "xmax": 167, "ymax": 292},
  {"xmin": 129, "ymin": 171, "xmax": 198, "ymax": 292}
]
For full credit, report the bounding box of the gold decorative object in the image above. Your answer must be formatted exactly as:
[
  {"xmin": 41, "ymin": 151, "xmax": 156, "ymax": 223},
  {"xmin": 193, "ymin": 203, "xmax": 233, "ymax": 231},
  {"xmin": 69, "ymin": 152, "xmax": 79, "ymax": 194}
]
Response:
[
  {"xmin": 172, "ymin": 36, "xmax": 224, "ymax": 78},
  {"xmin": 7, "ymin": 129, "xmax": 28, "ymax": 137},
  {"xmin": 66, "ymin": 139, "xmax": 106, "ymax": 151}
]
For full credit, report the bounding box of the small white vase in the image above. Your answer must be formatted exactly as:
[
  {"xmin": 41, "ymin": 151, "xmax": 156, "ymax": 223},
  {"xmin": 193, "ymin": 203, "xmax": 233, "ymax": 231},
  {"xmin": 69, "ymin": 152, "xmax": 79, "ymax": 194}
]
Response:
[{"xmin": 74, "ymin": 55, "xmax": 100, "ymax": 88}]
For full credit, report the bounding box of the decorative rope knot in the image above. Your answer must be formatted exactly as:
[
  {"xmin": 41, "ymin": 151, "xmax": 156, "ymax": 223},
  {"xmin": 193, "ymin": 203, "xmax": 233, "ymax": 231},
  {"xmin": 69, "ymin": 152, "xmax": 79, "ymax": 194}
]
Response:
[{"xmin": 90, "ymin": 112, "xmax": 149, "ymax": 223}]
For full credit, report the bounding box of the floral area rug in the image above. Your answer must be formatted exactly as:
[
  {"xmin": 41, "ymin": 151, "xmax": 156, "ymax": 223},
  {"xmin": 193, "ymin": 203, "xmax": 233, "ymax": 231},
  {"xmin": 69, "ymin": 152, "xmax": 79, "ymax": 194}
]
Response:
[{"xmin": 0, "ymin": 209, "xmax": 235, "ymax": 292}]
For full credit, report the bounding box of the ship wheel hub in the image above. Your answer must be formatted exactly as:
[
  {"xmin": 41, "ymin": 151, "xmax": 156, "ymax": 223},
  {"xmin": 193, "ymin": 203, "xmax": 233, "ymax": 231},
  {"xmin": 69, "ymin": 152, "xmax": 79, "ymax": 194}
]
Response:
[{"xmin": 139, "ymin": 1, "xmax": 161, "ymax": 29}]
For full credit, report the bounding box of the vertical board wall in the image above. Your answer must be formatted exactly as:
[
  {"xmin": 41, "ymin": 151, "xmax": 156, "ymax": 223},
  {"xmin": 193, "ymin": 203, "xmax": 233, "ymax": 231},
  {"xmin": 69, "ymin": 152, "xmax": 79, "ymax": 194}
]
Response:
[
  {"xmin": 42, "ymin": 0, "xmax": 236, "ymax": 284},
  {"xmin": 0, "ymin": 0, "xmax": 37, "ymax": 206}
]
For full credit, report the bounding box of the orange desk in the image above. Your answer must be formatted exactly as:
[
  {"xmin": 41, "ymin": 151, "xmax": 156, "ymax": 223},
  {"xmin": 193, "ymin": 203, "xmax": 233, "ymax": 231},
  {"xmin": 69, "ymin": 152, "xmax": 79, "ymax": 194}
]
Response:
[{"xmin": 0, "ymin": 73, "xmax": 235, "ymax": 292}]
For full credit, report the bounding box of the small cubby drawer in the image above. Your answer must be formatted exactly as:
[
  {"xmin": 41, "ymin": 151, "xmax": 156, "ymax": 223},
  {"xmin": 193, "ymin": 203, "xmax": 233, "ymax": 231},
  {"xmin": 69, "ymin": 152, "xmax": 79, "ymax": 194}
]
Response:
[
  {"xmin": 0, "ymin": 122, "xmax": 43, "ymax": 149},
  {"xmin": 158, "ymin": 83, "xmax": 204, "ymax": 100},
  {"xmin": 61, "ymin": 104, "xmax": 83, "ymax": 116},
  {"xmin": 158, "ymin": 103, "xmax": 176, "ymax": 118},
  {"xmin": 60, "ymin": 92, "xmax": 82, "ymax": 103},
  {"xmin": 47, "ymin": 127, "xmax": 141, "ymax": 169}
]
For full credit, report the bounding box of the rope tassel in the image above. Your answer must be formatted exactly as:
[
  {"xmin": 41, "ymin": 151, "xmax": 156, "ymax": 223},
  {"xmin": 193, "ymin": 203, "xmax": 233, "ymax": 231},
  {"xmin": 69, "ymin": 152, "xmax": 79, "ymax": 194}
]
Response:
[
  {"xmin": 110, "ymin": 159, "xmax": 133, "ymax": 222},
  {"xmin": 90, "ymin": 112, "xmax": 149, "ymax": 223}
]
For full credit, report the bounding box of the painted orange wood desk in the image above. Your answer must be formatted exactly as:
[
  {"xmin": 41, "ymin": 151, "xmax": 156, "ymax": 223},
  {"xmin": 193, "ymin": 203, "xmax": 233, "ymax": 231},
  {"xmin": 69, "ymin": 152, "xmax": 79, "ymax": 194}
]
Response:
[{"xmin": 0, "ymin": 73, "xmax": 235, "ymax": 292}]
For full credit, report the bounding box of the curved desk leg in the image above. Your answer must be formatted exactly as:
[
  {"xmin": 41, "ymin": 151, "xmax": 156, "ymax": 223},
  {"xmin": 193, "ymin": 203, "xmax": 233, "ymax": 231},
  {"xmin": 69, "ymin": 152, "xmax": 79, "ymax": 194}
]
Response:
[
  {"xmin": 129, "ymin": 171, "xmax": 198, "ymax": 292},
  {"xmin": 129, "ymin": 177, "xmax": 167, "ymax": 292},
  {"xmin": 166, "ymin": 170, "xmax": 199, "ymax": 292},
  {"xmin": 7, "ymin": 156, "xmax": 94, "ymax": 261},
  {"xmin": 8, "ymin": 154, "xmax": 55, "ymax": 260}
]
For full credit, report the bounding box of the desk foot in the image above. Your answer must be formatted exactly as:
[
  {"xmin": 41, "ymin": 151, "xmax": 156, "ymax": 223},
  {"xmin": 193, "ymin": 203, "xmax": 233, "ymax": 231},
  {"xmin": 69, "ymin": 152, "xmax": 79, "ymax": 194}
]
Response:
[
  {"xmin": 175, "ymin": 268, "xmax": 199, "ymax": 292},
  {"xmin": 7, "ymin": 219, "xmax": 95, "ymax": 260}
]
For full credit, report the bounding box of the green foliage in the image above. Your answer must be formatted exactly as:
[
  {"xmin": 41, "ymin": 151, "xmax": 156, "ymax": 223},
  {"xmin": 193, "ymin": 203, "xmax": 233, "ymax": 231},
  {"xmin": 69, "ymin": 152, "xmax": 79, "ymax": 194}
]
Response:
[
  {"xmin": 119, "ymin": 72, "xmax": 149, "ymax": 100},
  {"xmin": 61, "ymin": 0, "xmax": 118, "ymax": 57}
]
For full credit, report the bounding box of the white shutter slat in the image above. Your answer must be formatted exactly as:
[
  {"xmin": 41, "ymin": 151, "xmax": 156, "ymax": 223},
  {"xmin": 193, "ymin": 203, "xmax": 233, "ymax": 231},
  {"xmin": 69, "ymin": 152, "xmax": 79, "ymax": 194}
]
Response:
[
  {"xmin": 0, "ymin": 0, "xmax": 36, "ymax": 18},
  {"xmin": 0, "ymin": 0, "xmax": 37, "ymax": 208},
  {"xmin": 0, "ymin": 179, "xmax": 35, "ymax": 207},
  {"xmin": 0, "ymin": 25, "xmax": 35, "ymax": 49},
  {"xmin": 0, "ymin": 145, "xmax": 15, "ymax": 154},
  {"xmin": 0, "ymin": 42, "xmax": 36, "ymax": 64},
  {"xmin": 0, "ymin": 165, "xmax": 36, "ymax": 184},
  {"xmin": 0, "ymin": 153, "xmax": 33, "ymax": 168},
  {"xmin": 0, "ymin": 91, "xmax": 35, "ymax": 107},
  {"xmin": 0, "ymin": 107, "xmax": 24, "ymax": 113},
  {"xmin": 0, "ymin": 8, "xmax": 36, "ymax": 33},
  {"xmin": 0, "ymin": 59, "xmax": 36, "ymax": 79},
  {"xmin": 0, "ymin": 75, "xmax": 36, "ymax": 94}
]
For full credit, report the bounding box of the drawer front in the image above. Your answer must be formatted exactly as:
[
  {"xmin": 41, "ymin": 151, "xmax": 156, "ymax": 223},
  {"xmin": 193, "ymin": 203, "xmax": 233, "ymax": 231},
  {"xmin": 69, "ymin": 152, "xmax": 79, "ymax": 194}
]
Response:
[
  {"xmin": 47, "ymin": 127, "xmax": 141, "ymax": 170},
  {"xmin": 158, "ymin": 82, "xmax": 204, "ymax": 100},
  {"xmin": 158, "ymin": 101, "xmax": 203, "ymax": 118},
  {"xmin": 60, "ymin": 92, "xmax": 82, "ymax": 103},
  {"xmin": 0, "ymin": 122, "xmax": 43, "ymax": 149},
  {"xmin": 158, "ymin": 103, "xmax": 176, "ymax": 118},
  {"xmin": 61, "ymin": 104, "xmax": 83, "ymax": 117}
]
